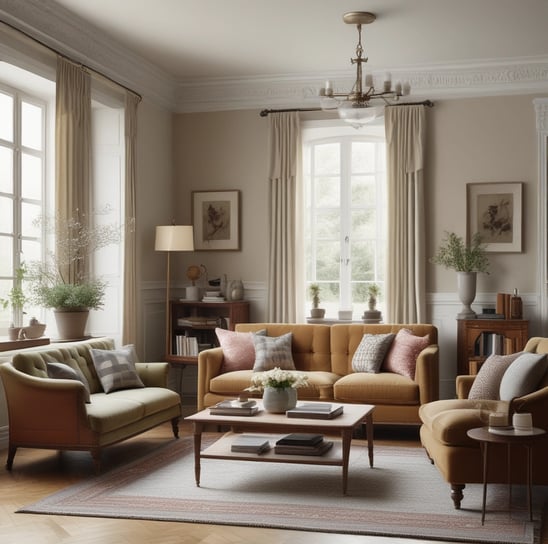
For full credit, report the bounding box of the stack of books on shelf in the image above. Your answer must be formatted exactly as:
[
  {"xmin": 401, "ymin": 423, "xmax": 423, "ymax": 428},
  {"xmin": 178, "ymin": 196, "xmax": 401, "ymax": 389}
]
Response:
[
  {"xmin": 202, "ymin": 290, "xmax": 225, "ymax": 302},
  {"xmin": 230, "ymin": 434, "xmax": 271, "ymax": 454},
  {"xmin": 209, "ymin": 399, "xmax": 259, "ymax": 416},
  {"xmin": 286, "ymin": 403, "xmax": 344, "ymax": 419},
  {"xmin": 274, "ymin": 433, "xmax": 333, "ymax": 456},
  {"xmin": 177, "ymin": 316, "xmax": 218, "ymax": 327},
  {"xmin": 174, "ymin": 335, "xmax": 199, "ymax": 356},
  {"xmin": 473, "ymin": 332, "xmax": 511, "ymax": 357}
]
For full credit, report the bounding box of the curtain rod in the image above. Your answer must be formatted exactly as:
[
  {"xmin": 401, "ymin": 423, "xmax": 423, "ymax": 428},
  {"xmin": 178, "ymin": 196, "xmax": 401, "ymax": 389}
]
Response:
[
  {"xmin": 1, "ymin": 20, "xmax": 142, "ymax": 101},
  {"xmin": 260, "ymin": 100, "xmax": 434, "ymax": 117}
]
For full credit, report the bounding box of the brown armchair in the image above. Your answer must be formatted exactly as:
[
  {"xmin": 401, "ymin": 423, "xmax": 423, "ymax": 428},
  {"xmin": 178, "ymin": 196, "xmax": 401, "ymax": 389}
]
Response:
[{"xmin": 419, "ymin": 337, "xmax": 548, "ymax": 509}]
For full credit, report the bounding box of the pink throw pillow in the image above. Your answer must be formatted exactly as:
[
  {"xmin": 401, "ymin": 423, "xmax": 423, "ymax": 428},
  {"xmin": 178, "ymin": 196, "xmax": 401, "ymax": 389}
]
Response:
[
  {"xmin": 216, "ymin": 328, "xmax": 257, "ymax": 372},
  {"xmin": 382, "ymin": 328, "xmax": 430, "ymax": 379}
]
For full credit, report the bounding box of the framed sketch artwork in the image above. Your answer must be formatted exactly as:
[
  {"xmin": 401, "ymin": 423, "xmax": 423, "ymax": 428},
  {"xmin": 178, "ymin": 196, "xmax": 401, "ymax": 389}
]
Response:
[
  {"xmin": 466, "ymin": 182, "xmax": 523, "ymax": 252},
  {"xmin": 192, "ymin": 190, "xmax": 240, "ymax": 250}
]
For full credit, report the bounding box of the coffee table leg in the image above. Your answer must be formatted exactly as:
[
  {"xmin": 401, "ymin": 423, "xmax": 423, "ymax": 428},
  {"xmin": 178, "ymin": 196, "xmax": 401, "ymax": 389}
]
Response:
[
  {"xmin": 364, "ymin": 412, "xmax": 374, "ymax": 468},
  {"xmin": 193, "ymin": 422, "xmax": 203, "ymax": 487},
  {"xmin": 481, "ymin": 442, "xmax": 488, "ymax": 525},
  {"xmin": 341, "ymin": 429, "xmax": 352, "ymax": 495}
]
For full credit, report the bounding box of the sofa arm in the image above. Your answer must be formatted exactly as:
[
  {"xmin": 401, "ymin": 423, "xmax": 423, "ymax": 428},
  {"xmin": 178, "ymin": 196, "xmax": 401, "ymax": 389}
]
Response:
[
  {"xmin": 415, "ymin": 345, "xmax": 439, "ymax": 405},
  {"xmin": 456, "ymin": 375, "xmax": 476, "ymax": 399},
  {"xmin": 135, "ymin": 362, "xmax": 169, "ymax": 387},
  {"xmin": 197, "ymin": 347, "xmax": 224, "ymax": 411},
  {"xmin": 510, "ymin": 386, "xmax": 548, "ymax": 429}
]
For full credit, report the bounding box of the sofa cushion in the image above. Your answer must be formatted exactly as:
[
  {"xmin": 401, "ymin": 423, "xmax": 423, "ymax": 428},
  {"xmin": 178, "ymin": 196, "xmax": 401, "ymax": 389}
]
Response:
[
  {"xmin": 499, "ymin": 353, "xmax": 548, "ymax": 401},
  {"xmin": 468, "ymin": 352, "xmax": 523, "ymax": 400},
  {"xmin": 90, "ymin": 347, "xmax": 145, "ymax": 393},
  {"xmin": 47, "ymin": 361, "xmax": 91, "ymax": 403},
  {"xmin": 85, "ymin": 394, "xmax": 146, "ymax": 433},
  {"xmin": 252, "ymin": 332, "xmax": 295, "ymax": 372},
  {"xmin": 216, "ymin": 328, "xmax": 265, "ymax": 372},
  {"xmin": 352, "ymin": 333, "xmax": 395, "ymax": 373},
  {"xmin": 382, "ymin": 328, "xmax": 429, "ymax": 379},
  {"xmin": 334, "ymin": 372, "xmax": 419, "ymax": 405}
]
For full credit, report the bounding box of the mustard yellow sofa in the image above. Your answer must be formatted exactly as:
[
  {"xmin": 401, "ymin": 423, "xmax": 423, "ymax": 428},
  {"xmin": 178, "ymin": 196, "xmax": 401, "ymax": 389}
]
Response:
[
  {"xmin": 0, "ymin": 338, "xmax": 181, "ymax": 472},
  {"xmin": 197, "ymin": 323, "xmax": 439, "ymax": 425},
  {"xmin": 419, "ymin": 337, "xmax": 548, "ymax": 509}
]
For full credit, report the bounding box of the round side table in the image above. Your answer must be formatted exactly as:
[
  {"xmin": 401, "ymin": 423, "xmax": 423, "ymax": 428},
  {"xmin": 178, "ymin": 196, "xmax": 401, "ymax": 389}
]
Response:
[{"xmin": 467, "ymin": 426, "xmax": 546, "ymax": 524}]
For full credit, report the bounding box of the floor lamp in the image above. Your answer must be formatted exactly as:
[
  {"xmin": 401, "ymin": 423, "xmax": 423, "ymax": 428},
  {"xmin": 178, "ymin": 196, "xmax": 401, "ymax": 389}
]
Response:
[{"xmin": 155, "ymin": 225, "xmax": 194, "ymax": 357}]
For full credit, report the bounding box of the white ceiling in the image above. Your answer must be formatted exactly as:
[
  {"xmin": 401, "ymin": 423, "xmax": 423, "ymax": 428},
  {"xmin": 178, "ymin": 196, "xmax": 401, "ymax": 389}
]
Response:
[{"xmin": 50, "ymin": 0, "xmax": 548, "ymax": 82}]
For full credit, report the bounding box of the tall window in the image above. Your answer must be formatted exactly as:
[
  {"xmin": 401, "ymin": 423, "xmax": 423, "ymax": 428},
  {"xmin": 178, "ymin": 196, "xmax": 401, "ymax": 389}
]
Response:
[
  {"xmin": 0, "ymin": 83, "xmax": 47, "ymax": 329},
  {"xmin": 302, "ymin": 122, "xmax": 386, "ymax": 319}
]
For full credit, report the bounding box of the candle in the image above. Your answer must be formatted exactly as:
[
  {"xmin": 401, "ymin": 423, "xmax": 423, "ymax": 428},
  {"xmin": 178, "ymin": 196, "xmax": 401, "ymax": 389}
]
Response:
[
  {"xmin": 402, "ymin": 82, "xmax": 411, "ymax": 96},
  {"xmin": 395, "ymin": 82, "xmax": 402, "ymax": 95},
  {"xmin": 365, "ymin": 74, "xmax": 373, "ymax": 88},
  {"xmin": 383, "ymin": 72, "xmax": 392, "ymax": 92}
]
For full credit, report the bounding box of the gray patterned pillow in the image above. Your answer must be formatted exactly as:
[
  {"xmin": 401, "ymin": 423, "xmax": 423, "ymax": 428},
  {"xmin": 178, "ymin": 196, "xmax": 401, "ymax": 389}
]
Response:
[
  {"xmin": 90, "ymin": 347, "xmax": 144, "ymax": 394},
  {"xmin": 352, "ymin": 333, "xmax": 395, "ymax": 373},
  {"xmin": 252, "ymin": 332, "xmax": 295, "ymax": 372},
  {"xmin": 468, "ymin": 352, "xmax": 523, "ymax": 400},
  {"xmin": 47, "ymin": 361, "xmax": 91, "ymax": 403}
]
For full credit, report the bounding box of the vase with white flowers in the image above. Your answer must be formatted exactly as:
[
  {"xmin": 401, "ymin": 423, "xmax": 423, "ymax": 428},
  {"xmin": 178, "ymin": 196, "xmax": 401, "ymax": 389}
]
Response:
[{"xmin": 246, "ymin": 367, "xmax": 309, "ymax": 413}]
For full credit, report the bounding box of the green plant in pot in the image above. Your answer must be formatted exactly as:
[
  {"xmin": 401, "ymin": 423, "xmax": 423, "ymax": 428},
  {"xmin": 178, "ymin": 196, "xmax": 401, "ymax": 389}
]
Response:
[
  {"xmin": 430, "ymin": 231, "xmax": 489, "ymax": 319},
  {"xmin": 308, "ymin": 283, "xmax": 325, "ymax": 319},
  {"xmin": 28, "ymin": 214, "xmax": 121, "ymax": 340},
  {"xmin": 1, "ymin": 264, "xmax": 28, "ymax": 340}
]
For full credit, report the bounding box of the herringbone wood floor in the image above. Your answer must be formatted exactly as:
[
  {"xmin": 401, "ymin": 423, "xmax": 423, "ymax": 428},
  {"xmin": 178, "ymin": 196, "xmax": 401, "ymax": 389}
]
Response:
[{"xmin": 0, "ymin": 421, "xmax": 546, "ymax": 544}]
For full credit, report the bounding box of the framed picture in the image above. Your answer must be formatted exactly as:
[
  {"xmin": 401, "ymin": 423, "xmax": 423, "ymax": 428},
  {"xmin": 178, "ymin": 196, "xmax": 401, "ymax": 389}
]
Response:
[
  {"xmin": 192, "ymin": 190, "xmax": 240, "ymax": 250},
  {"xmin": 466, "ymin": 182, "xmax": 523, "ymax": 252}
]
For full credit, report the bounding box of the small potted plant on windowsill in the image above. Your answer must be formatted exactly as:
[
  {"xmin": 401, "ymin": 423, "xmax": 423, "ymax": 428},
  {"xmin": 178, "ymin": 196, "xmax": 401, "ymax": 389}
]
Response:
[
  {"xmin": 362, "ymin": 283, "xmax": 382, "ymax": 323},
  {"xmin": 309, "ymin": 283, "xmax": 325, "ymax": 319}
]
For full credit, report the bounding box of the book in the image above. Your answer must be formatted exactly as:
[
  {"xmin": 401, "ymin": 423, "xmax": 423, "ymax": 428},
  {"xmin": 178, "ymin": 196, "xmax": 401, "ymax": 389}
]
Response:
[
  {"xmin": 276, "ymin": 433, "xmax": 324, "ymax": 447},
  {"xmin": 230, "ymin": 434, "xmax": 270, "ymax": 454},
  {"xmin": 286, "ymin": 403, "xmax": 344, "ymax": 419},
  {"xmin": 274, "ymin": 440, "xmax": 334, "ymax": 456},
  {"xmin": 209, "ymin": 399, "xmax": 259, "ymax": 416}
]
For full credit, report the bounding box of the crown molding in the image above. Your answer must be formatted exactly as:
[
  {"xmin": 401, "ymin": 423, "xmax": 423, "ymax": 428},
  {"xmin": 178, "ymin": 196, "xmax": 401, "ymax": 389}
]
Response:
[
  {"xmin": 175, "ymin": 57, "xmax": 548, "ymax": 113},
  {"xmin": 0, "ymin": 0, "xmax": 177, "ymax": 110},
  {"xmin": 2, "ymin": 1, "xmax": 548, "ymax": 114}
]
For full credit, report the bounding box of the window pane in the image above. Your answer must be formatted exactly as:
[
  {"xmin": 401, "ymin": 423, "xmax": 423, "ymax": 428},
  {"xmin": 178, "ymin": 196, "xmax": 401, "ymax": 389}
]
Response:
[
  {"xmin": 21, "ymin": 101, "xmax": 43, "ymax": 151},
  {"xmin": 21, "ymin": 153, "xmax": 42, "ymax": 200},
  {"xmin": 21, "ymin": 201, "xmax": 42, "ymax": 238},
  {"xmin": 0, "ymin": 146, "xmax": 13, "ymax": 193},
  {"xmin": 0, "ymin": 196, "xmax": 13, "ymax": 233},
  {"xmin": 21, "ymin": 239, "xmax": 41, "ymax": 263},
  {"xmin": 351, "ymin": 209, "xmax": 376, "ymax": 238},
  {"xmin": 351, "ymin": 241, "xmax": 375, "ymax": 281},
  {"xmin": 316, "ymin": 241, "xmax": 340, "ymax": 281},
  {"xmin": 351, "ymin": 142, "xmax": 376, "ymax": 172},
  {"xmin": 316, "ymin": 210, "xmax": 340, "ymax": 239},
  {"xmin": 0, "ymin": 92, "xmax": 13, "ymax": 142},
  {"xmin": 351, "ymin": 175, "xmax": 375, "ymax": 206},
  {"xmin": 315, "ymin": 143, "xmax": 340, "ymax": 175},
  {"xmin": 315, "ymin": 177, "xmax": 340, "ymax": 207},
  {"xmin": 0, "ymin": 236, "xmax": 13, "ymax": 275}
]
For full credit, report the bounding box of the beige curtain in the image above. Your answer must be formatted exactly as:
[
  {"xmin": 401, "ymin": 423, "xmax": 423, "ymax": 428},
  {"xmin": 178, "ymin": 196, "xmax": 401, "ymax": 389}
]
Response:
[
  {"xmin": 267, "ymin": 113, "xmax": 300, "ymax": 322},
  {"xmin": 55, "ymin": 56, "xmax": 91, "ymax": 283},
  {"xmin": 122, "ymin": 93, "xmax": 139, "ymax": 344},
  {"xmin": 385, "ymin": 105, "xmax": 426, "ymax": 323}
]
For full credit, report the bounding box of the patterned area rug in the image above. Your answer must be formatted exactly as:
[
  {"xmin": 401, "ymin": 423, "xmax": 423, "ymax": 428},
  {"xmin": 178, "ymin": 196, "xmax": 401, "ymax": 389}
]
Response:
[{"xmin": 19, "ymin": 435, "xmax": 546, "ymax": 543}]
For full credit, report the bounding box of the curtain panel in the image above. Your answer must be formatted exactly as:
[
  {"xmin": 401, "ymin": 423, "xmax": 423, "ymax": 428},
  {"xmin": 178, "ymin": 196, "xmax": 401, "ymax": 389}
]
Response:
[
  {"xmin": 385, "ymin": 105, "xmax": 426, "ymax": 323},
  {"xmin": 267, "ymin": 112, "xmax": 300, "ymax": 323}
]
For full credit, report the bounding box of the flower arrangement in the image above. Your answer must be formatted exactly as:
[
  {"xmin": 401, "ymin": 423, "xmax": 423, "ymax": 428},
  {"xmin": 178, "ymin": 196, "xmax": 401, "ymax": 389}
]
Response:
[
  {"xmin": 430, "ymin": 231, "xmax": 489, "ymax": 273},
  {"xmin": 246, "ymin": 367, "xmax": 308, "ymax": 392}
]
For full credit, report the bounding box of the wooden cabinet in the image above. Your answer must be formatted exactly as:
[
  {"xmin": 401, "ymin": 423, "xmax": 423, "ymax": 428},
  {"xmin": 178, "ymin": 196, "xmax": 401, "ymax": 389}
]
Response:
[
  {"xmin": 456, "ymin": 319, "xmax": 529, "ymax": 375},
  {"xmin": 166, "ymin": 300, "xmax": 250, "ymax": 364}
]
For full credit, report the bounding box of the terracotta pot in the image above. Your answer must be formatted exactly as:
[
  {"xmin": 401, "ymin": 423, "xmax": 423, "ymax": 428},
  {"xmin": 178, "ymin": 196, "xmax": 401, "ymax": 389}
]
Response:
[{"xmin": 54, "ymin": 308, "xmax": 89, "ymax": 340}]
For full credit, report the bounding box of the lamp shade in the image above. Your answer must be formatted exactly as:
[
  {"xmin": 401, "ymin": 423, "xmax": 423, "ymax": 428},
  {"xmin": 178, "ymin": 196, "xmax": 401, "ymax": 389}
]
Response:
[{"xmin": 155, "ymin": 225, "xmax": 194, "ymax": 251}]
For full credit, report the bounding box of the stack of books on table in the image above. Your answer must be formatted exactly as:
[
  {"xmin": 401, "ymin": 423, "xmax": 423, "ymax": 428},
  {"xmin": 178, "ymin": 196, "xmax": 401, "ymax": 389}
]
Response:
[
  {"xmin": 230, "ymin": 434, "xmax": 271, "ymax": 454},
  {"xmin": 202, "ymin": 291, "xmax": 225, "ymax": 302},
  {"xmin": 274, "ymin": 433, "xmax": 333, "ymax": 456},
  {"xmin": 209, "ymin": 399, "xmax": 259, "ymax": 416},
  {"xmin": 286, "ymin": 403, "xmax": 344, "ymax": 419}
]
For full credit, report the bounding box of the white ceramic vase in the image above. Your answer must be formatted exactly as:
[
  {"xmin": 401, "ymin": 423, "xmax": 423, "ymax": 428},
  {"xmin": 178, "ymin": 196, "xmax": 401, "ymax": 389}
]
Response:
[
  {"xmin": 456, "ymin": 271, "xmax": 477, "ymax": 319},
  {"xmin": 262, "ymin": 386, "xmax": 297, "ymax": 413}
]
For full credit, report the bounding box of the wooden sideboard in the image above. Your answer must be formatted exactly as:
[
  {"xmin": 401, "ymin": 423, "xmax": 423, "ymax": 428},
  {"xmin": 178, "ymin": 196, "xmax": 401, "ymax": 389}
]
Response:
[{"xmin": 456, "ymin": 319, "xmax": 529, "ymax": 375}]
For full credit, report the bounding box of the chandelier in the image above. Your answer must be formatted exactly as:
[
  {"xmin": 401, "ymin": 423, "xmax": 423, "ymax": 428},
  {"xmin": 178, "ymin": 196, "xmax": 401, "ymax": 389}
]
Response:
[{"xmin": 319, "ymin": 12, "xmax": 410, "ymax": 128}]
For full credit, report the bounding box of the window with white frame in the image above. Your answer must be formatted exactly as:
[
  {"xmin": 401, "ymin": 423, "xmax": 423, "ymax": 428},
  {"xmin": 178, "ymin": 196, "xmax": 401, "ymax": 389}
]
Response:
[
  {"xmin": 0, "ymin": 82, "xmax": 48, "ymax": 330},
  {"xmin": 302, "ymin": 122, "xmax": 386, "ymax": 320}
]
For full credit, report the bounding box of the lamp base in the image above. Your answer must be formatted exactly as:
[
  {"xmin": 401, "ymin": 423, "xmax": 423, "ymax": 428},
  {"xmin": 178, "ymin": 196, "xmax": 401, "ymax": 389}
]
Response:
[{"xmin": 186, "ymin": 286, "xmax": 200, "ymax": 301}]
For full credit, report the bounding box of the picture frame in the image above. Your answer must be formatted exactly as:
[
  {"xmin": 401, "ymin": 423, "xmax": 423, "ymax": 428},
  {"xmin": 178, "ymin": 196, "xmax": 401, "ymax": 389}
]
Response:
[
  {"xmin": 192, "ymin": 190, "xmax": 240, "ymax": 251},
  {"xmin": 466, "ymin": 182, "xmax": 523, "ymax": 253}
]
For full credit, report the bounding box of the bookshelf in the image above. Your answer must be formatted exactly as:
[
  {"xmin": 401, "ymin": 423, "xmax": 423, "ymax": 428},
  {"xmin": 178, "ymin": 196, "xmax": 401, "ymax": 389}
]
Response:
[
  {"xmin": 166, "ymin": 300, "xmax": 250, "ymax": 364},
  {"xmin": 456, "ymin": 319, "xmax": 529, "ymax": 375}
]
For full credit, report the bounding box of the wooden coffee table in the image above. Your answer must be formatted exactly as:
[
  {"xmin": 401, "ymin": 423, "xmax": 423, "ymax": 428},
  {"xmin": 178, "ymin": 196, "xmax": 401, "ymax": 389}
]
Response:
[{"xmin": 185, "ymin": 402, "xmax": 374, "ymax": 494}]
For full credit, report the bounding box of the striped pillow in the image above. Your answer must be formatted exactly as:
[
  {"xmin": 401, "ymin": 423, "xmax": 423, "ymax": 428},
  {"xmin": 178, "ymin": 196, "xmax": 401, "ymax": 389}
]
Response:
[
  {"xmin": 252, "ymin": 332, "xmax": 295, "ymax": 372},
  {"xmin": 90, "ymin": 346, "xmax": 144, "ymax": 394}
]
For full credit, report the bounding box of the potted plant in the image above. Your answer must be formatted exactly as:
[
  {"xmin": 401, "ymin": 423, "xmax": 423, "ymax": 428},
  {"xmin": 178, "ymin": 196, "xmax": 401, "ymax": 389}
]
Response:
[
  {"xmin": 366, "ymin": 283, "xmax": 381, "ymax": 311},
  {"xmin": 308, "ymin": 283, "xmax": 325, "ymax": 319},
  {"xmin": 430, "ymin": 231, "xmax": 489, "ymax": 318},
  {"xmin": 28, "ymin": 214, "xmax": 121, "ymax": 340},
  {"xmin": 1, "ymin": 264, "xmax": 28, "ymax": 340}
]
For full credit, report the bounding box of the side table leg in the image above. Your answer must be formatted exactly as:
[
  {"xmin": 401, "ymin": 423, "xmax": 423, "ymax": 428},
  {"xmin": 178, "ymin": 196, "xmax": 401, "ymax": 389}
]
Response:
[
  {"xmin": 193, "ymin": 422, "xmax": 203, "ymax": 487},
  {"xmin": 364, "ymin": 412, "xmax": 374, "ymax": 468},
  {"xmin": 481, "ymin": 442, "xmax": 488, "ymax": 525},
  {"xmin": 527, "ymin": 445, "xmax": 533, "ymax": 521}
]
